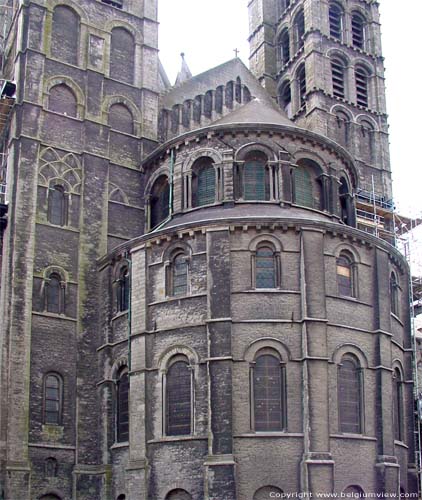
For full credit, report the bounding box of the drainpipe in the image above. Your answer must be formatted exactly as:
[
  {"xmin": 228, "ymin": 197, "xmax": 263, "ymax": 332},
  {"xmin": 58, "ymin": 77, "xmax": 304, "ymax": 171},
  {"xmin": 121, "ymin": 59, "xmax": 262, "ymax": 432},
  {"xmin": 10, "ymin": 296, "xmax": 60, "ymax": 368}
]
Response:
[{"xmin": 126, "ymin": 251, "xmax": 132, "ymax": 372}]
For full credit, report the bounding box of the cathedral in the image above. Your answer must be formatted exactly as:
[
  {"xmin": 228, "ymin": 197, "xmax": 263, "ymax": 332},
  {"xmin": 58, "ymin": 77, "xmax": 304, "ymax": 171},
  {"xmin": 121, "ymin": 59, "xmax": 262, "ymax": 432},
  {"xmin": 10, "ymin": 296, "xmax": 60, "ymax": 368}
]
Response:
[{"xmin": 0, "ymin": 0, "xmax": 418, "ymax": 499}]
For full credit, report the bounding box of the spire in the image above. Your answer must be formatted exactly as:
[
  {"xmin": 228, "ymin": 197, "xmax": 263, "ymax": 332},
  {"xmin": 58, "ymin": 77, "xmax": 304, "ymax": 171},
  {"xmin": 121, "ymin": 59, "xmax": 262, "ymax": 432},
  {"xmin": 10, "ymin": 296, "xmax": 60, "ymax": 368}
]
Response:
[{"xmin": 175, "ymin": 52, "xmax": 192, "ymax": 86}]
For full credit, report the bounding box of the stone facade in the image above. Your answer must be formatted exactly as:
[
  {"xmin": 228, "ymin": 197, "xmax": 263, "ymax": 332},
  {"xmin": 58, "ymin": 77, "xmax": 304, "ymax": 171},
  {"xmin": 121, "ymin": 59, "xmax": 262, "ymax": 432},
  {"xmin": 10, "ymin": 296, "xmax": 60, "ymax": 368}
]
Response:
[{"xmin": 0, "ymin": 0, "xmax": 417, "ymax": 499}]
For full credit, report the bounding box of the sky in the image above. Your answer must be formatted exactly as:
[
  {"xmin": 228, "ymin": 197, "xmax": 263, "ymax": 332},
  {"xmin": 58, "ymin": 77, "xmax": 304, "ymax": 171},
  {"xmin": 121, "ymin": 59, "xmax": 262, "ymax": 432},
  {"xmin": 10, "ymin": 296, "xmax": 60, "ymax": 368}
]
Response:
[{"xmin": 158, "ymin": 0, "xmax": 422, "ymax": 220}]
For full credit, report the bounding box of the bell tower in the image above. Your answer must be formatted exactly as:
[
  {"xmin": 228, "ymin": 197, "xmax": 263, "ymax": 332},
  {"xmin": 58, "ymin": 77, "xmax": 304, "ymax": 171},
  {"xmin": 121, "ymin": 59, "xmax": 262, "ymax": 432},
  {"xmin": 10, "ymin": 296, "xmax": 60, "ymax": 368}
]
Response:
[
  {"xmin": 248, "ymin": 0, "xmax": 392, "ymax": 202},
  {"xmin": 0, "ymin": 0, "xmax": 159, "ymax": 498}
]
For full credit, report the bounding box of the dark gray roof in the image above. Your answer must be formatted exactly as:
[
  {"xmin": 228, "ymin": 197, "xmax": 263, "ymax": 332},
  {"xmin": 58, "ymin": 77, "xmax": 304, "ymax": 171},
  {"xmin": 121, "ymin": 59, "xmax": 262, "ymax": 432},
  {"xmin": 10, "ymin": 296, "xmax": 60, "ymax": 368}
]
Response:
[{"xmin": 161, "ymin": 58, "xmax": 274, "ymax": 109}]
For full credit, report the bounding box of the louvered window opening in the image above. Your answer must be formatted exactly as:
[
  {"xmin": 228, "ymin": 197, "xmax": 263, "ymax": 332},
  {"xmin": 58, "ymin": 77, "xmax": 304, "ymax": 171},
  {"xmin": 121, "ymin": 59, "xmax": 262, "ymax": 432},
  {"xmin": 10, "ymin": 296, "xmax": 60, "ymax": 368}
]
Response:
[
  {"xmin": 256, "ymin": 247, "xmax": 276, "ymax": 288},
  {"xmin": 254, "ymin": 355, "xmax": 283, "ymax": 431},
  {"xmin": 337, "ymin": 255, "xmax": 352, "ymax": 296},
  {"xmin": 295, "ymin": 11, "xmax": 305, "ymax": 50},
  {"xmin": 150, "ymin": 177, "xmax": 170, "ymax": 229},
  {"xmin": 244, "ymin": 161, "xmax": 269, "ymax": 201},
  {"xmin": 298, "ymin": 66, "xmax": 306, "ymax": 107},
  {"xmin": 331, "ymin": 59, "xmax": 345, "ymax": 99},
  {"xmin": 338, "ymin": 357, "xmax": 361, "ymax": 433},
  {"xmin": 329, "ymin": 5, "xmax": 343, "ymax": 40},
  {"xmin": 355, "ymin": 69, "xmax": 368, "ymax": 107},
  {"xmin": 172, "ymin": 254, "xmax": 188, "ymax": 296},
  {"xmin": 393, "ymin": 370, "xmax": 403, "ymax": 441},
  {"xmin": 101, "ymin": 0, "xmax": 123, "ymax": 8},
  {"xmin": 197, "ymin": 165, "xmax": 215, "ymax": 206},
  {"xmin": 45, "ymin": 375, "xmax": 61, "ymax": 424},
  {"xmin": 294, "ymin": 167, "xmax": 313, "ymax": 208},
  {"xmin": 352, "ymin": 14, "xmax": 365, "ymax": 49},
  {"xmin": 279, "ymin": 83, "xmax": 291, "ymax": 110},
  {"xmin": 166, "ymin": 361, "xmax": 191, "ymax": 436},
  {"xmin": 117, "ymin": 371, "xmax": 129, "ymax": 442},
  {"xmin": 280, "ymin": 31, "xmax": 290, "ymax": 65},
  {"xmin": 49, "ymin": 186, "xmax": 66, "ymax": 226},
  {"xmin": 47, "ymin": 274, "xmax": 61, "ymax": 314}
]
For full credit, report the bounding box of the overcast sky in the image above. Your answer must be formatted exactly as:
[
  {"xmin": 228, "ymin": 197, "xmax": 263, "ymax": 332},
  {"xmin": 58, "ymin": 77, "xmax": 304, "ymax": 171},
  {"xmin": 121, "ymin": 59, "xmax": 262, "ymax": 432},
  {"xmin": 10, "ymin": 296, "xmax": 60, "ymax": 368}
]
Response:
[{"xmin": 158, "ymin": 0, "xmax": 422, "ymax": 220}]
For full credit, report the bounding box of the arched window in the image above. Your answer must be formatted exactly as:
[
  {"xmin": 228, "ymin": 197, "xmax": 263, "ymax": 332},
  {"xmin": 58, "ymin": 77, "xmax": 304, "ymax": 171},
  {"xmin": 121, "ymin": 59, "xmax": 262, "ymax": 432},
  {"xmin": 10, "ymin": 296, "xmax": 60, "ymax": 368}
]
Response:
[
  {"xmin": 254, "ymin": 486, "xmax": 284, "ymax": 500},
  {"xmin": 351, "ymin": 12, "xmax": 366, "ymax": 50},
  {"xmin": 44, "ymin": 457, "xmax": 58, "ymax": 478},
  {"xmin": 109, "ymin": 103, "xmax": 134, "ymax": 135},
  {"xmin": 44, "ymin": 373, "xmax": 63, "ymax": 425},
  {"xmin": 279, "ymin": 29, "xmax": 290, "ymax": 65},
  {"xmin": 51, "ymin": 5, "xmax": 80, "ymax": 65},
  {"xmin": 294, "ymin": 165, "xmax": 313, "ymax": 208},
  {"xmin": 339, "ymin": 177, "xmax": 353, "ymax": 225},
  {"xmin": 280, "ymin": 0, "xmax": 290, "ymax": 14},
  {"xmin": 279, "ymin": 81, "xmax": 292, "ymax": 117},
  {"xmin": 48, "ymin": 185, "xmax": 67, "ymax": 226},
  {"xmin": 329, "ymin": 3, "xmax": 344, "ymax": 41},
  {"xmin": 390, "ymin": 272, "xmax": 399, "ymax": 316},
  {"xmin": 252, "ymin": 352, "xmax": 285, "ymax": 432},
  {"xmin": 242, "ymin": 151, "xmax": 270, "ymax": 201},
  {"xmin": 393, "ymin": 368, "xmax": 403, "ymax": 441},
  {"xmin": 336, "ymin": 252, "xmax": 355, "ymax": 297},
  {"xmin": 293, "ymin": 10, "xmax": 305, "ymax": 52},
  {"xmin": 255, "ymin": 245, "xmax": 278, "ymax": 289},
  {"xmin": 117, "ymin": 495, "xmax": 126, "ymax": 500},
  {"xmin": 166, "ymin": 357, "xmax": 192, "ymax": 436},
  {"xmin": 192, "ymin": 158, "xmax": 216, "ymax": 207},
  {"xmin": 48, "ymin": 84, "xmax": 77, "ymax": 117},
  {"xmin": 116, "ymin": 265, "xmax": 130, "ymax": 312},
  {"xmin": 110, "ymin": 27, "xmax": 135, "ymax": 84},
  {"xmin": 355, "ymin": 66, "xmax": 369, "ymax": 107},
  {"xmin": 297, "ymin": 64, "xmax": 306, "ymax": 108},
  {"xmin": 331, "ymin": 57, "xmax": 346, "ymax": 99},
  {"xmin": 359, "ymin": 120, "xmax": 375, "ymax": 162},
  {"xmin": 46, "ymin": 272, "xmax": 63, "ymax": 314},
  {"xmin": 338, "ymin": 354, "xmax": 362, "ymax": 434},
  {"xmin": 116, "ymin": 366, "xmax": 129, "ymax": 442},
  {"xmin": 165, "ymin": 489, "xmax": 192, "ymax": 500},
  {"xmin": 335, "ymin": 110, "xmax": 350, "ymax": 146},
  {"xmin": 167, "ymin": 251, "xmax": 189, "ymax": 297},
  {"xmin": 40, "ymin": 495, "xmax": 62, "ymax": 500},
  {"xmin": 343, "ymin": 486, "xmax": 364, "ymax": 497},
  {"xmin": 150, "ymin": 176, "xmax": 170, "ymax": 229}
]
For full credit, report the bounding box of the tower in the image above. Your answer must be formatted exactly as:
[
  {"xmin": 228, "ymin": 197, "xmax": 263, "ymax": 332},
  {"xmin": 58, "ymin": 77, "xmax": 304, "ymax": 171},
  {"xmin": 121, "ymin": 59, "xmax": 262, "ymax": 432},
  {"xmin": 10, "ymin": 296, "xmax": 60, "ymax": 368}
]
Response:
[{"xmin": 0, "ymin": 0, "xmax": 159, "ymax": 498}]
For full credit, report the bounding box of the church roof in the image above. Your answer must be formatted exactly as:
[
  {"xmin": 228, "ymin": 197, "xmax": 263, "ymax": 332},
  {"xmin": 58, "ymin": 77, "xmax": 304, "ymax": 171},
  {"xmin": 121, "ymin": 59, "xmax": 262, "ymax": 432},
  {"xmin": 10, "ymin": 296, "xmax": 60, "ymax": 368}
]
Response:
[
  {"xmin": 174, "ymin": 53, "xmax": 193, "ymax": 87},
  {"xmin": 212, "ymin": 96, "xmax": 297, "ymax": 129}
]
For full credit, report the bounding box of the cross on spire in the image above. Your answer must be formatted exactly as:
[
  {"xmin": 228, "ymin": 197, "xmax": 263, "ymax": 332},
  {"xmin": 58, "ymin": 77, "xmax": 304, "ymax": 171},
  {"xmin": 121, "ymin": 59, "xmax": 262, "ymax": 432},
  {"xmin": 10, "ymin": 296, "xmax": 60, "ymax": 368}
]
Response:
[{"xmin": 234, "ymin": 48, "xmax": 239, "ymax": 58}]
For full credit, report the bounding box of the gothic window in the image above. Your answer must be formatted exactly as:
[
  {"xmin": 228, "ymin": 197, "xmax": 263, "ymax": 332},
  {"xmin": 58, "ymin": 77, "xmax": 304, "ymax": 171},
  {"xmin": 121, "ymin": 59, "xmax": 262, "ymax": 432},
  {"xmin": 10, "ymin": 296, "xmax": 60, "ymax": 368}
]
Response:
[
  {"xmin": 110, "ymin": 27, "xmax": 135, "ymax": 84},
  {"xmin": 336, "ymin": 252, "xmax": 355, "ymax": 297},
  {"xmin": 165, "ymin": 356, "xmax": 192, "ymax": 436},
  {"xmin": 278, "ymin": 81, "xmax": 292, "ymax": 117},
  {"xmin": 116, "ymin": 265, "xmax": 130, "ymax": 312},
  {"xmin": 46, "ymin": 272, "xmax": 64, "ymax": 314},
  {"xmin": 329, "ymin": 3, "xmax": 344, "ymax": 41},
  {"xmin": 393, "ymin": 368, "xmax": 403, "ymax": 441},
  {"xmin": 165, "ymin": 490, "xmax": 192, "ymax": 500},
  {"xmin": 255, "ymin": 245, "xmax": 278, "ymax": 289},
  {"xmin": 51, "ymin": 6, "xmax": 80, "ymax": 65},
  {"xmin": 331, "ymin": 57, "xmax": 346, "ymax": 99},
  {"xmin": 355, "ymin": 66, "xmax": 369, "ymax": 107},
  {"xmin": 351, "ymin": 12, "xmax": 366, "ymax": 50},
  {"xmin": 293, "ymin": 10, "xmax": 305, "ymax": 52},
  {"xmin": 343, "ymin": 486, "xmax": 364, "ymax": 497},
  {"xmin": 116, "ymin": 366, "xmax": 129, "ymax": 442},
  {"xmin": 48, "ymin": 84, "xmax": 77, "ymax": 117},
  {"xmin": 192, "ymin": 157, "xmax": 216, "ymax": 207},
  {"xmin": 43, "ymin": 373, "xmax": 63, "ymax": 425},
  {"xmin": 243, "ymin": 151, "xmax": 270, "ymax": 201},
  {"xmin": 279, "ymin": 29, "xmax": 290, "ymax": 65},
  {"xmin": 109, "ymin": 103, "xmax": 134, "ymax": 135},
  {"xmin": 150, "ymin": 176, "xmax": 170, "ymax": 229},
  {"xmin": 294, "ymin": 165, "xmax": 313, "ymax": 208},
  {"xmin": 252, "ymin": 352, "xmax": 286, "ymax": 432},
  {"xmin": 338, "ymin": 354, "xmax": 362, "ymax": 434},
  {"xmin": 297, "ymin": 64, "xmax": 306, "ymax": 108},
  {"xmin": 44, "ymin": 457, "xmax": 58, "ymax": 478},
  {"xmin": 48, "ymin": 185, "xmax": 67, "ymax": 226},
  {"xmin": 390, "ymin": 272, "xmax": 399, "ymax": 316},
  {"xmin": 167, "ymin": 251, "xmax": 189, "ymax": 297}
]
